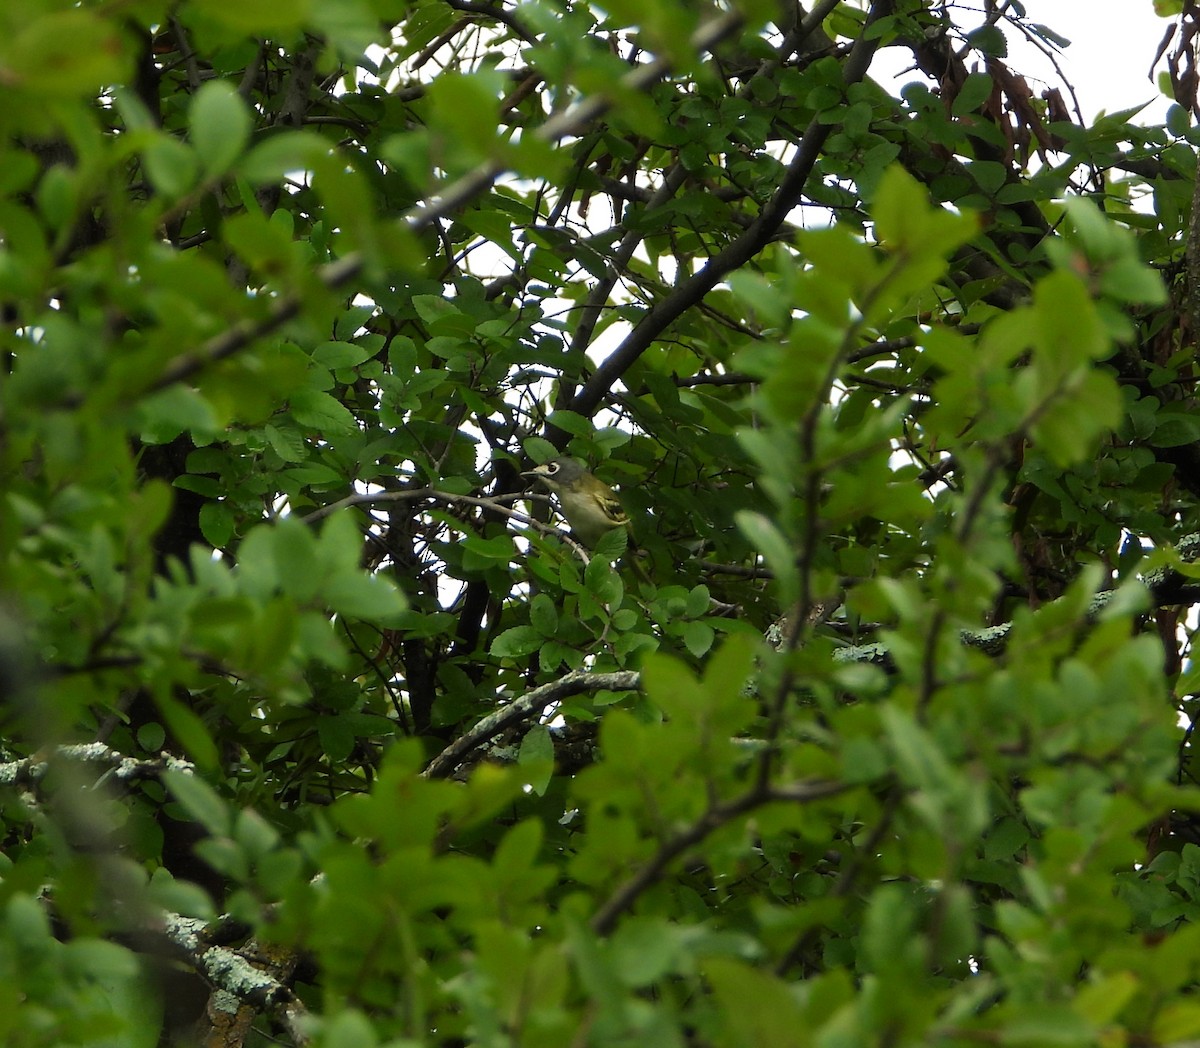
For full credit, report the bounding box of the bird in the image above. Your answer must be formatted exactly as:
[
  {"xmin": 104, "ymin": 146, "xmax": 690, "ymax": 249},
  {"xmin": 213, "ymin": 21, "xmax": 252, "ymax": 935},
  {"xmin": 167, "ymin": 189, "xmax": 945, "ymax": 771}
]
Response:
[{"xmin": 521, "ymin": 457, "xmax": 631, "ymax": 549}]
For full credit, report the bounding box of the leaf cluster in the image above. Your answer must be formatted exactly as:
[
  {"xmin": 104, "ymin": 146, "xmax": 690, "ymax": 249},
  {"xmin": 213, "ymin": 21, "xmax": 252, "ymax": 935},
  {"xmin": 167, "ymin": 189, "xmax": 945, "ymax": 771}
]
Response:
[{"xmin": 4, "ymin": 0, "xmax": 1200, "ymax": 1046}]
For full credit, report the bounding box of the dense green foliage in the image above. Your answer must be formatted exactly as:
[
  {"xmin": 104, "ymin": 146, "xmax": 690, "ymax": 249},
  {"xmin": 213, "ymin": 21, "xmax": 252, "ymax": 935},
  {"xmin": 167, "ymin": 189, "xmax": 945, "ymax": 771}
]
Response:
[{"xmin": 5, "ymin": 0, "xmax": 1200, "ymax": 1044}]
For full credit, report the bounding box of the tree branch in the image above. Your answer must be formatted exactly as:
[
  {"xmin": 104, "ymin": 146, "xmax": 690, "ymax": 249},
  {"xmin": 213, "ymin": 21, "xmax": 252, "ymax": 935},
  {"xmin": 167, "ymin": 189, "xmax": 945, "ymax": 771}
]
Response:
[
  {"xmin": 0, "ymin": 744, "xmax": 195, "ymax": 787},
  {"xmin": 422, "ymin": 670, "xmax": 640, "ymax": 779},
  {"xmin": 567, "ymin": 0, "xmax": 896, "ymax": 420},
  {"xmin": 163, "ymin": 914, "xmax": 311, "ymax": 1047},
  {"xmin": 834, "ymin": 533, "xmax": 1200, "ymax": 667},
  {"xmin": 65, "ymin": 9, "xmax": 746, "ymax": 409},
  {"xmin": 589, "ymin": 778, "xmax": 845, "ymax": 936}
]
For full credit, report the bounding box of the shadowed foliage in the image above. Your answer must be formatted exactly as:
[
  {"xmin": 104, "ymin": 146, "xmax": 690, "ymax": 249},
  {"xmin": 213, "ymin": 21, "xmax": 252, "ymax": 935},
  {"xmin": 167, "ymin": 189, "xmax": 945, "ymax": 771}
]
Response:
[{"xmin": 5, "ymin": 1, "xmax": 1200, "ymax": 1045}]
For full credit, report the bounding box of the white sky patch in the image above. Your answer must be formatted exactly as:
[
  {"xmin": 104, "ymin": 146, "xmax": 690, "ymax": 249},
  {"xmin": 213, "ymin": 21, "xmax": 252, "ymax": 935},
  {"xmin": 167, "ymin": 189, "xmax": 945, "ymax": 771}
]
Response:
[{"xmin": 1021, "ymin": 0, "xmax": 1173, "ymax": 124}]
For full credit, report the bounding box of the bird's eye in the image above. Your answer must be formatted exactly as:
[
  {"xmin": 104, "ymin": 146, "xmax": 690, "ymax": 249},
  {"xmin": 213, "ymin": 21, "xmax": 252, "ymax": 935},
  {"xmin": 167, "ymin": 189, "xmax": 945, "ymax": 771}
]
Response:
[{"xmin": 545, "ymin": 462, "xmax": 559, "ymax": 475}]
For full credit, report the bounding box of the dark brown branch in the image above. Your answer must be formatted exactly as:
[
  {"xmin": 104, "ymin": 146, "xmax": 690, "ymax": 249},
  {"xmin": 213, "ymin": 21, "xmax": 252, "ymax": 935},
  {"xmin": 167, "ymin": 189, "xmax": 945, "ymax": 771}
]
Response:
[
  {"xmin": 567, "ymin": 0, "xmax": 896, "ymax": 422},
  {"xmin": 673, "ymin": 371, "xmax": 757, "ymax": 389},
  {"xmin": 553, "ymin": 1, "xmax": 838, "ymax": 412},
  {"xmin": 444, "ymin": 0, "xmax": 539, "ymax": 45},
  {"xmin": 590, "ymin": 778, "xmax": 846, "ymax": 935}
]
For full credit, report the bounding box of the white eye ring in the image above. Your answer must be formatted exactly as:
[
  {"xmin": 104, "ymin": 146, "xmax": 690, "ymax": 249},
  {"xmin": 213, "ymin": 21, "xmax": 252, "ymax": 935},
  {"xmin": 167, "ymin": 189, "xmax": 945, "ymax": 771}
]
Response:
[{"xmin": 545, "ymin": 462, "xmax": 559, "ymax": 474}]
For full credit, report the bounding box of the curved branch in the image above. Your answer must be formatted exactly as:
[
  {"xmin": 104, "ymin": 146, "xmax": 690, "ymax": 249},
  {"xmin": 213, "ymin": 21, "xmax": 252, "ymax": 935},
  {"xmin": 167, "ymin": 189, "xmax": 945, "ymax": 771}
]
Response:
[
  {"xmin": 301, "ymin": 485, "xmax": 541, "ymax": 525},
  {"xmin": 422, "ymin": 670, "xmax": 640, "ymax": 779},
  {"xmin": 553, "ymin": 0, "xmax": 832, "ymax": 389},
  {"xmin": 443, "ymin": 0, "xmax": 539, "ymax": 45},
  {"xmin": 589, "ymin": 778, "xmax": 846, "ymax": 936}
]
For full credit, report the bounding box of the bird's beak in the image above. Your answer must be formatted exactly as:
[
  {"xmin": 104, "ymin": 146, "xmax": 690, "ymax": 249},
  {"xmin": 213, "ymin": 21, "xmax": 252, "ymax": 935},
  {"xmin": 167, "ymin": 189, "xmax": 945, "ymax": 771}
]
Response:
[{"xmin": 521, "ymin": 465, "xmax": 547, "ymax": 478}]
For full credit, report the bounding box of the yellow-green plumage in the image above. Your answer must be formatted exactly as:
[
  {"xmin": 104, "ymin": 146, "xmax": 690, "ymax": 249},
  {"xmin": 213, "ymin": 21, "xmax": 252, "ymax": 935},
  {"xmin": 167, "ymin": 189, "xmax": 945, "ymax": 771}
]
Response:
[{"xmin": 521, "ymin": 457, "xmax": 630, "ymax": 548}]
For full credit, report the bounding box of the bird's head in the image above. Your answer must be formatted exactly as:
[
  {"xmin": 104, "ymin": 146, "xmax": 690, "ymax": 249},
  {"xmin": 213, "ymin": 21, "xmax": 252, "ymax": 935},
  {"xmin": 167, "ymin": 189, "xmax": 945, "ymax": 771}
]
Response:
[{"xmin": 521, "ymin": 457, "xmax": 587, "ymax": 492}]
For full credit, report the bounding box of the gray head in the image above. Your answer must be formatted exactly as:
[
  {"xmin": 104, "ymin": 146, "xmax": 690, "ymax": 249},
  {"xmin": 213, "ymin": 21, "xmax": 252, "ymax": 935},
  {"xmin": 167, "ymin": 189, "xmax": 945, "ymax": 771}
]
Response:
[{"xmin": 521, "ymin": 457, "xmax": 588, "ymax": 490}]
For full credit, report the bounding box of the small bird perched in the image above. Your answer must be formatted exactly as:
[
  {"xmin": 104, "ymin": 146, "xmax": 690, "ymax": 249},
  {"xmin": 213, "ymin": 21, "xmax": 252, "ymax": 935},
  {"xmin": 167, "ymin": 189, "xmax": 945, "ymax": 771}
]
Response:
[{"xmin": 521, "ymin": 457, "xmax": 631, "ymax": 549}]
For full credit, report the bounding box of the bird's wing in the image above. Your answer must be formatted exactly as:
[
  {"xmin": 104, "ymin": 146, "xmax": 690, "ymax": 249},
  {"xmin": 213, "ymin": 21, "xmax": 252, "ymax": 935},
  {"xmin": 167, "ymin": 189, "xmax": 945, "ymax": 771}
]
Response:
[{"xmin": 597, "ymin": 490, "xmax": 629, "ymax": 527}]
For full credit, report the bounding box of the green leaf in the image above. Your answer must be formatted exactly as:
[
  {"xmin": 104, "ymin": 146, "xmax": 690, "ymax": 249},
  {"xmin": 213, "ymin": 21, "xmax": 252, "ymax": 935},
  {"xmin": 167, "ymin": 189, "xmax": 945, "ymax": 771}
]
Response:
[
  {"xmin": 584, "ymin": 555, "xmax": 623, "ymax": 604},
  {"xmin": 1031, "ymin": 369, "xmax": 1122, "ymax": 466},
  {"xmin": 462, "ymin": 533, "xmax": 516, "ymax": 571},
  {"xmin": 1152, "ymin": 410, "xmax": 1200, "ymax": 448},
  {"xmin": 1153, "ymin": 1000, "xmax": 1200, "ymax": 1042},
  {"xmin": 703, "ymin": 958, "xmax": 808, "ymax": 1047},
  {"xmin": 164, "ymin": 770, "xmax": 231, "ymax": 836},
  {"xmin": 426, "ymin": 69, "xmax": 507, "ymax": 167},
  {"xmin": 190, "ymin": 80, "xmax": 251, "ymax": 177},
  {"xmin": 641, "ymin": 652, "xmax": 697, "ymax": 717},
  {"xmin": 318, "ymin": 716, "xmax": 356, "ymax": 763},
  {"xmin": 5, "ymin": 894, "xmax": 51, "ymax": 947},
  {"xmin": 136, "ymin": 385, "xmax": 219, "ymax": 444},
  {"xmin": 952, "ymin": 71, "xmax": 995, "ymax": 115},
  {"xmin": 518, "ymin": 726, "xmax": 554, "ymax": 795},
  {"xmin": 137, "ymin": 722, "xmax": 166, "ymax": 752},
  {"xmin": 966, "ymin": 25, "xmax": 1007, "ymax": 58},
  {"xmin": 530, "ymin": 593, "xmax": 559, "ymax": 636},
  {"xmin": 682, "ymin": 620, "xmax": 715, "ymax": 657},
  {"xmin": 412, "ymin": 294, "xmax": 466, "ymax": 329},
  {"xmin": 191, "ymin": 0, "xmax": 312, "ymax": 34},
  {"xmin": 1028, "ymin": 22, "xmax": 1072, "ymax": 47},
  {"xmin": 734, "ymin": 510, "xmax": 798, "ymax": 605},
  {"xmin": 592, "ymin": 524, "xmax": 629, "ymax": 561},
  {"xmin": 1032, "ymin": 270, "xmax": 1107, "ymax": 368},
  {"xmin": 523, "ymin": 437, "xmax": 559, "ymax": 464},
  {"xmin": 311, "ymin": 0, "xmax": 386, "ymax": 55},
  {"xmin": 610, "ymin": 917, "xmax": 682, "ymax": 987},
  {"xmin": 239, "ymin": 130, "xmax": 332, "ymax": 183},
  {"xmin": 199, "ymin": 501, "xmax": 235, "ymax": 548},
  {"xmin": 320, "ymin": 1010, "xmax": 380, "ymax": 1048},
  {"xmin": 872, "ymin": 163, "xmax": 978, "ymax": 260},
  {"xmin": 157, "ymin": 697, "xmax": 221, "ymax": 772},
  {"xmin": 491, "ymin": 625, "xmax": 544, "ymax": 658},
  {"xmin": 324, "ymin": 574, "xmax": 407, "ymax": 622},
  {"xmin": 998, "ymin": 1005, "xmax": 1095, "ymax": 1045},
  {"xmin": 2, "ymin": 11, "xmax": 129, "ymax": 96},
  {"xmin": 546, "ymin": 410, "xmax": 594, "ymax": 437},
  {"xmin": 143, "ymin": 134, "xmax": 200, "ymax": 199},
  {"xmin": 312, "ymin": 340, "xmax": 373, "ymax": 370},
  {"xmin": 702, "ymin": 633, "xmax": 758, "ymax": 703},
  {"xmin": 880, "ymin": 705, "xmax": 953, "ymax": 797},
  {"xmin": 289, "ymin": 390, "xmax": 358, "ymax": 434},
  {"xmin": 316, "ymin": 511, "xmax": 364, "ymax": 575}
]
